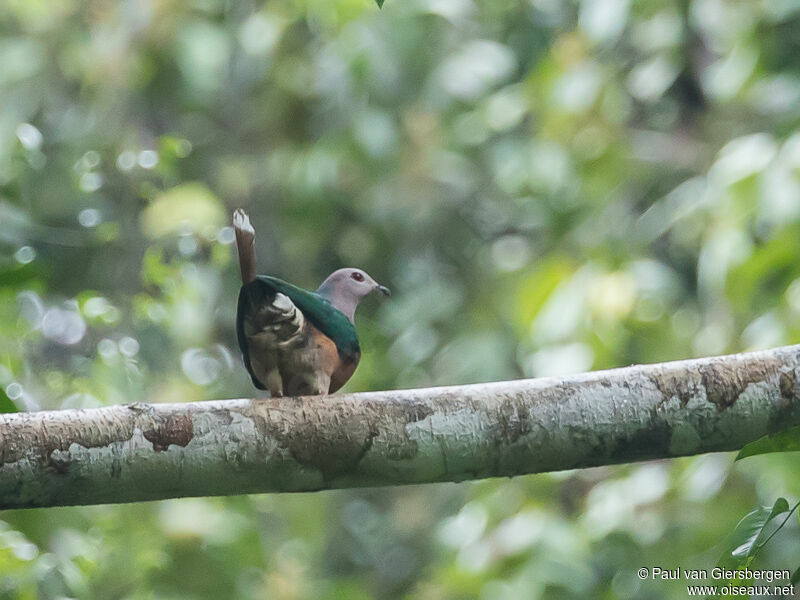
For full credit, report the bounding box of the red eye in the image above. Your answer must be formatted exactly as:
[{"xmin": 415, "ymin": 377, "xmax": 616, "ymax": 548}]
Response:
[{"xmin": 351, "ymin": 272, "xmax": 365, "ymax": 282}]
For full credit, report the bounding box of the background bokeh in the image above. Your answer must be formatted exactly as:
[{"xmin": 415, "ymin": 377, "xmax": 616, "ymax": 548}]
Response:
[{"xmin": 2, "ymin": 0, "xmax": 800, "ymax": 597}]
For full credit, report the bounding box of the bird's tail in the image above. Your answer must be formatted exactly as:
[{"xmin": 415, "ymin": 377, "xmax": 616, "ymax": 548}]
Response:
[{"xmin": 233, "ymin": 208, "xmax": 256, "ymax": 284}]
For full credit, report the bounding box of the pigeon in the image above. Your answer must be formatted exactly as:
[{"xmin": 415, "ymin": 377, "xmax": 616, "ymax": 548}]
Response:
[{"xmin": 233, "ymin": 209, "xmax": 390, "ymax": 396}]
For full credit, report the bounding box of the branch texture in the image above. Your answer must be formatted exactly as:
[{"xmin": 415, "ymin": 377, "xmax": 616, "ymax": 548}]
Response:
[{"xmin": 3, "ymin": 345, "xmax": 800, "ymax": 509}]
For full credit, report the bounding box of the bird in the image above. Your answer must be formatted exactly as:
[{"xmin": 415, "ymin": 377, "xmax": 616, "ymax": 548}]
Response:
[{"xmin": 233, "ymin": 208, "xmax": 390, "ymax": 396}]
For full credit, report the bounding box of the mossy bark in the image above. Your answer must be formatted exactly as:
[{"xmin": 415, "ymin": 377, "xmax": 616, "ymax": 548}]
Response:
[{"xmin": 2, "ymin": 345, "xmax": 800, "ymax": 509}]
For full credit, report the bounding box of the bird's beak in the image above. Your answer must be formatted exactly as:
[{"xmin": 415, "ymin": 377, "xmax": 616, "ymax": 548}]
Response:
[{"xmin": 376, "ymin": 284, "xmax": 391, "ymax": 297}]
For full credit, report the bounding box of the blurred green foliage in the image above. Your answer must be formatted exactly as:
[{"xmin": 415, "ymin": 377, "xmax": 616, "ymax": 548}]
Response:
[{"xmin": 2, "ymin": 0, "xmax": 800, "ymax": 597}]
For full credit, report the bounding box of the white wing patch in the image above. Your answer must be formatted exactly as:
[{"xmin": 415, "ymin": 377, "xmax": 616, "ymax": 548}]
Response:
[
  {"xmin": 273, "ymin": 292, "xmax": 293, "ymax": 312},
  {"xmin": 244, "ymin": 292, "xmax": 305, "ymax": 346}
]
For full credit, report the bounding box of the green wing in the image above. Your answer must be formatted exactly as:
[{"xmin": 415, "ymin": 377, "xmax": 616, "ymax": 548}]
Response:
[
  {"xmin": 237, "ymin": 275, "xmax": 360, "ymax": 362},
  {"xmin": 236, "ymin": 286, "xmax": 267, "ymax": 390}
]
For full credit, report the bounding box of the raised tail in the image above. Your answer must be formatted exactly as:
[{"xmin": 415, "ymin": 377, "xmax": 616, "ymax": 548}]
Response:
[{"xmin": 233, "ymin": 208, "xmax": 257, "ymax": 284}]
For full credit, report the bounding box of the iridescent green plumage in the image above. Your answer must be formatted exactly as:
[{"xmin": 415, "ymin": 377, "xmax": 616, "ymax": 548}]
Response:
[{"xmin": 236, "ymin": 275, "xmax": 360, "ymax": 390}]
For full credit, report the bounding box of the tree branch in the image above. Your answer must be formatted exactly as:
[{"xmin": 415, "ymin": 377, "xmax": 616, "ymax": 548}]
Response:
[{"xmin": 2, "ymin": 345, "xmax": 800, "ymax": 509}]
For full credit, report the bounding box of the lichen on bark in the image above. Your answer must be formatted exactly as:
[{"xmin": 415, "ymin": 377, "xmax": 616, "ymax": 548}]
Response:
[{"xmin": 1, "ymin": 345, "xmax": 800, "ymax": 509}]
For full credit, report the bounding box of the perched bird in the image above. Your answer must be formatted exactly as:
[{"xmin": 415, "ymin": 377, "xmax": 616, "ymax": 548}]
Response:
[{"xmin": 233, "ymin": 209, "xmax": 390, "ymax": 396}]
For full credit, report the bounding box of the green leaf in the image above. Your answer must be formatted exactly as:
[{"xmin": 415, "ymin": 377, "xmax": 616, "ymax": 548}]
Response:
[
  {"xmin": 718, "ymin": 498, "xmax": 790, "ymax": 569},
  {"xmin": 736, "ymin": 426, "xmax": 800, "ymax": 460},
  {"xmin": 376, "ymin": 0, "xmax": 384, "ymax": 6},
  {"xmin": 0, "ymin": 388, "xmax": 17, "ymax": 413},
  {"xmin": 726, "ymin": 225, "xmax": 800, "ymax": 314},
  {"xmin": 0, "ymin": 263, "xmax": 37, "ymax": 287},
  {"xmin": 713, "ymin": 499, "xmax": 793, "ymax": 599}
]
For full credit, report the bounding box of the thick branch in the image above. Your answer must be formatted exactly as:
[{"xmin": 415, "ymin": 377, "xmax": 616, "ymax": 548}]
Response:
[{"xmin": 2, "ymin": 345, "xmax": 800, "ymax": 509}]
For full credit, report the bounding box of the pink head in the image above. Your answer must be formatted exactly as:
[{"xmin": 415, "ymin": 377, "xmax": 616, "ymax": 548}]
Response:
[{"xmin": 316, "ymin": 268, "xmax": 390, "ymax": 322}]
